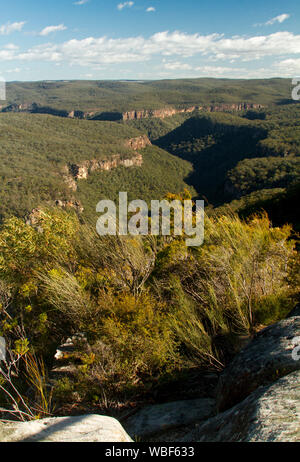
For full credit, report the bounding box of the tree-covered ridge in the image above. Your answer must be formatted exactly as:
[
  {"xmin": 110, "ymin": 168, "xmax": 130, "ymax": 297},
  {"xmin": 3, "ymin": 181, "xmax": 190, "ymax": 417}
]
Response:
[
  {"xmin": 0, "ymin": 113, "xmax": 195, "ymax": 221},
  {"xmin": 3, "ymin": 78, "xmax": 294, "ymax": 113},
  {"xmin": 1, "ymin": 102, "xmax": 299, "ymax": 225},
  {"xmin": 227, "ymin": 157, "xmax": 300, "ymax": 197},
  {"xmin": 139, "ymin": 105, "xmax": 300, "ymax": 208},
  {"xmin": 257, "ymin": 104, "xmax": 300, "ymax": 157}
]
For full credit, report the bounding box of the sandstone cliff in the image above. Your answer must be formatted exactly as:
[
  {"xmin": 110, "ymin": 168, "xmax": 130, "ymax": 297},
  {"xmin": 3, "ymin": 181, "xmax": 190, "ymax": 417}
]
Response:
[
  {"xmin": 0, "ymin": 102, "xmax": 264, "ymax": 121},
  {"xmin": 62, "ymin": 153, "xmax": 143, "ymax": 191},
  {"xmin": 122, "ymin": 103, "xmax": 264, "ymax": 121},
  {"xmin": 122, "ymin": 106, "xmax": 196, "ymax": 121},
  {"xmin": 124, "ymin": 135, "xmax": 152, "ymax": 150}
]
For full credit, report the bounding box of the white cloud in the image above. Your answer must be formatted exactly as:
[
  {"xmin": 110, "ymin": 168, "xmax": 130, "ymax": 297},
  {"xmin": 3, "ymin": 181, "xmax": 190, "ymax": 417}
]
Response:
[
  {"xmin": 255, "ymin": 13, "xmax": 290, "ymax": 27},
  {"xmin": 117, "ymin": 2, "xmax": 134, "ymax": 10},
  {"xmin": 3, "ymin": 43, "xmax": 19, "ymax": 50},
  {"xmin": 0, "ymin": 21, "xmax": 26, "ymax": 35},
  {"xmin": 274, "ymin": 58, "xmax": 300, "ymax": 75},
  {"xmin": 73, "ymin": 0, "xmax": 89, "ymax": 4},
  {"xmin": 266, "ymin": 13, "xmax": 290, "ymax": 25},
  {"xmin": 1, "ymin": 29, "xmax": 300, "ymax": 79},
  {"xmin": 4, "ymin": 31, "xmax": 300, "ymax": 65},
  {"xmin": 146, "ymin": 7, "xmax": 156, "ymax": 12},
  {"xmin": 40, "ymin": 24, "xmax": 67, "ymax": 36},
  {"xmin": 164, "ymin": 61, "xmax": 247, "ymax": 76}
]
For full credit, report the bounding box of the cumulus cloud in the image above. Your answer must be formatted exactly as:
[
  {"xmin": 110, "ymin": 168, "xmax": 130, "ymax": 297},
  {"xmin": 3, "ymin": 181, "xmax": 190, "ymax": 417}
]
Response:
[
  {"xmin": 40, "ymin": 24, "xmax": 67, "ymax": 36},
  {"xmin": 117, "ymin": 2, "xmax": 134, "ymax": 10},
  {"xmin": 146, "ymin": 7, "xmax": 156, "ymax": 12},
  {"xmin": 1, "ymin": 30, "xmax": 300, "ymax": 78},
  {"xmin": 74, "ymin": 0, "xmax": 89, "ymax": 4},
  {"xmin": 274, "ymin": 58, "xmax": 300, "ymax": 75},
  {"xmin": 0, "ymin": 21, "xmax": 26, "ymax": 35}
]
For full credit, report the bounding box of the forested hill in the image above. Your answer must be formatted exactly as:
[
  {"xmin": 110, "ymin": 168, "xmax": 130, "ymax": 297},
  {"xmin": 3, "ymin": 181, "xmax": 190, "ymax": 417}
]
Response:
[
  {"xmin": 127, "ymin": 103, "xmax": 300, "ymax": 230},
  {"xmin": 0, "ymin": 79, "xmax": 299, "ymax": 231},
  {"xmin": 1, "ymin": 78, "xmax": 294, "ymax": 114}
]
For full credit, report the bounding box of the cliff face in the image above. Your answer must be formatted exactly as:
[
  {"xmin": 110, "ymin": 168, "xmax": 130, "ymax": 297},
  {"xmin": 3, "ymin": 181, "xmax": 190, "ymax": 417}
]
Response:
[
  {"xmin": 0, "ymin": 102, "xmax": 264, "ymax": 121},
  {"xmin": 122, "ymin": 107, "xmax": 196, "ymax": 121},
  {"xmin": 124, "ymin": 135, "xmax": 152, "ymax": 150},
  {"xmin": 122, "ymin": 103, "xmax": 264, "ymax": 121},
  {"xmin": 62, "ymin": 153, "xmax": 143, "ymax": 191}
]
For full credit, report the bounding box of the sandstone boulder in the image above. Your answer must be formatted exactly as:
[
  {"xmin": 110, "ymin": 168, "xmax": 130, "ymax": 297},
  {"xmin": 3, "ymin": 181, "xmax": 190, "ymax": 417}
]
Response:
[
  {"xmin": 0, "ymin": 414, "xmax": 133, "ymax": 442},
  {"xmin": 183, "ymin": 371, "xmax": 300, "ymax": 442},
  {"xmin": 217, "ymin": 316, "xmax": 300, "ymax": 411},
  {"xmin": 123, "ymin": 398, "xmax": 216, "ymax": 438}
]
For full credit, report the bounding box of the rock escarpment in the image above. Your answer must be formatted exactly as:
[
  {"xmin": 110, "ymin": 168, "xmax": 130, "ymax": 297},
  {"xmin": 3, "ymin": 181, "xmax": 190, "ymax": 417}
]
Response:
[
  {"xmin": 61, "ymin": 136, "xmax": 148, "ymax": 190},
  {"xmin": 122, "ymin": 103, "xmax": 263, "ymax": 121},
  {"xmin": 122, "ymin": 106, "xmax": 196, "ymax": 121},
  {"xmin": 62, "ymin": 153, "xmax": 143, "ymax": 191},
  {"xmin": 0, "ymin": 102, "xmax": 264, "ymax": 121},
  {"xmin": 124, "ymin": 135, "xmax": 152, "ymax": 150}
]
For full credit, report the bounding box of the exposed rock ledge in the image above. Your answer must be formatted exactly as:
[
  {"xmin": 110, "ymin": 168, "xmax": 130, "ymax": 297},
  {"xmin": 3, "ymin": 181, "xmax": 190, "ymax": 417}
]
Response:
[
  {"xmin": 1, "ymin": 102, "xmax": 264, "ymax": 121},
  {"xmin": 122, "ymin": 106, "xmax": 196, "ymax": 121},
  {"xmin": 62, "ymin": 153, "xmax": 143, "ymax": 191},
  {"xmin": 124, "ymin": 135, "xmax": 152, "ymax": 150},
  {"xmin": 122, "ymin": 103, "xmax": 264, "ymax": 121}
]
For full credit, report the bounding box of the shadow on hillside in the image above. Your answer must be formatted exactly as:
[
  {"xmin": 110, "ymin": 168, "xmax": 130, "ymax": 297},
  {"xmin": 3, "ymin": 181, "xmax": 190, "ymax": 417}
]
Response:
[
  {"xmin": 91, "ymin": 111, "xmax": 123, "ymax": 121},
  {"xmin": 153, "ymin": 116, "xmax": 268, "ymax": 205},
  {"xmin": 276, "ymin": 99, "xmax": 299, "ymax": 106}
]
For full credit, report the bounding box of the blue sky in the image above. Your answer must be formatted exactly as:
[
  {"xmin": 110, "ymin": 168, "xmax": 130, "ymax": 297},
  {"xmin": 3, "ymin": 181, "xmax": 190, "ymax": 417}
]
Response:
[{"xmin": 0, "ymin": 0, "xmax": 300, "ymax": 81}]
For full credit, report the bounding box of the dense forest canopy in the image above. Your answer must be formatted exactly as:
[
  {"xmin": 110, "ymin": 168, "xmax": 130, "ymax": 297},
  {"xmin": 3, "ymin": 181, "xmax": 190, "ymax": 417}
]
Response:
[{"xmin": 2, "ymin": 78, "xmax": 295, "ymax": 113}]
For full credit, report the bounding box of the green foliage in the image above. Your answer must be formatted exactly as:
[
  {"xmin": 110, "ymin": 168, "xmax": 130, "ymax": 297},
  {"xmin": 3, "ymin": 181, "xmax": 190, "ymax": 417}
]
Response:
[
  {"xmin": 4, "ymin": 78, "xmax": 293, "ymax": 113},
  {"xmin": 0, "ymin": 113, "xmax": 194, "ymax": 221},
  {"xmin": 0, "ymin": 206, "xmax": 298, "ymax": 411},
  {"xmin": 0, "ymin": 76, "xmax": 299, "ymax": 413},
  {"xmin": 227, "ymin": 157, "xmax": 300, "ymax": 196},
  {"xmin": 77, "ymin": 145, "xmax": 195, "ymax": 222}
]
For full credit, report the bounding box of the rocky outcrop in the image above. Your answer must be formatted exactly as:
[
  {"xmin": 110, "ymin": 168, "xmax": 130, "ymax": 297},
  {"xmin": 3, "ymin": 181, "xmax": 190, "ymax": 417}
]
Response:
[
  {"xmin": 182, "ymin": 370, "xmax": 300, "ymax": 442},
  {"xmin": 1, "ymin": 102, "xmax": 264, "ymax": 121},
  {"xmin": 68, "ymin": 110, "xmax": 85, "ymax": 119},
  {"xmin": 54, "ymin": 333, "xmax": 89, "ymax": 361},
  {"xmin": 124, "ymin": 135, "xmax": 151, "ymax": 150},
  {"xmin": 216, "ymin": 316, "xmax": 300, "ymax": 412},
  {"xmin": 205, "ymin": 103, "xmax": 263, "ymax": 113},
  {"xmin": 122, "ymin": 104, "xmax": 264, "ymax": 121},
  {"xmin": 0, "ymin": 415, "xmax": 133, "ymax": 442},
  {"xmin": 62, "ymin": 153, "xmax": 143, "ymax": 190},
  {"xmin": 122, "ymin": 106, "xmax": 196, "ymax": 121},
  {"xmin": 55, "ymin": 199, "xmax": 84, "ymax": 213},
  {"xmin": 123, "ymin": 398, "xmax": 216, "ymax": 439}
]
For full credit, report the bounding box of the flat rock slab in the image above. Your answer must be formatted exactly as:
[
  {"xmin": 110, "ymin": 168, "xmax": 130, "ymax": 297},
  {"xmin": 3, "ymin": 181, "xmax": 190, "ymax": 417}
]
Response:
[
  {"xmin": 123, "ymin": 398, "xmax": 216, "ymax": 438},
  {"xmin": 0, "ymin": 414, "xmax": 133, "ymax": 442},
  {"xmin": 182, "ymin": 370, "xmax": 300, "ymax": 442},
  {"xmin": 217, "ymin": 316, "xmax": 300, "ymax": 411}
]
